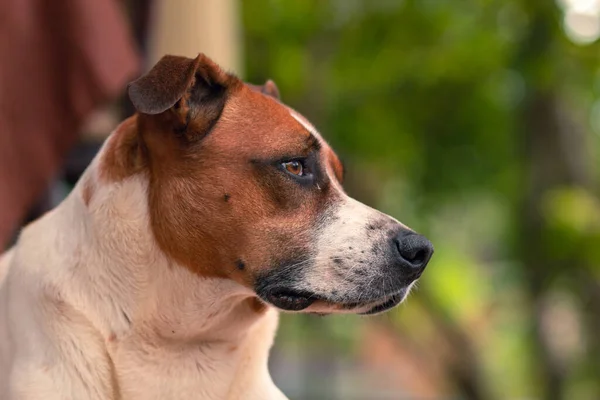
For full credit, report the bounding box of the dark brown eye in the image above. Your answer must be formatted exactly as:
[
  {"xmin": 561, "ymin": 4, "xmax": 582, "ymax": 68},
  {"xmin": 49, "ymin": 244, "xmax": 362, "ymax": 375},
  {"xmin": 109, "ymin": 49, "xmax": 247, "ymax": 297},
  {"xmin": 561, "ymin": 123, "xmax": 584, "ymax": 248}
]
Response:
[{"xmin": 283, "ymin": 160, "xmax": 304, "ymax": 176}]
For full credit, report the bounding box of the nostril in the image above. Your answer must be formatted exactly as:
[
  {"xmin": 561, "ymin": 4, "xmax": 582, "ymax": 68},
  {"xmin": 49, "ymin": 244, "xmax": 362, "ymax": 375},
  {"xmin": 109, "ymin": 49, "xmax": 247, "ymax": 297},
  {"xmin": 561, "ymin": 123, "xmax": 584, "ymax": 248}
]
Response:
[
  {"xmin": 408, "ymin": 249, "xmax": 427, "ymax": 265},
  {"xmin": 394, "ymin": 232, "xmax": 434, "ymax": 271}
]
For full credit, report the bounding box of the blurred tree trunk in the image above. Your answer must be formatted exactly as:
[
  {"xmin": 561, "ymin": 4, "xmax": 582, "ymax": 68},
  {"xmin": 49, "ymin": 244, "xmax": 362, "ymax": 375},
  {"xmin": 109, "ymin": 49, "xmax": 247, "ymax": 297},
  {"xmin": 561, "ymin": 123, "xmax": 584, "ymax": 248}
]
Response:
[
  {"xmin": 515, "ymin": 8, "xmax": 567, "ymax": 400},
  {"xmin": 515, "ymin": 3, "xmax": 600, "ymax": 399},
  {"xmin": 519, "ymin": 93, "xmax": 572, "ymax": 400},
  {"xmin": 418, "ymin": 293, "xmax": 494, "ymax": 400}
]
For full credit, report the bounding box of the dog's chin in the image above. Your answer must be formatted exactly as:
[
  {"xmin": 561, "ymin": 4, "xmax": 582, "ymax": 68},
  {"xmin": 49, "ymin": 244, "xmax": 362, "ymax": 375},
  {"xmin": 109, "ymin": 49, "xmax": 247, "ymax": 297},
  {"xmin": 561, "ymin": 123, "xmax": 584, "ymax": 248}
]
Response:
[
  {"xmin": 357, "ymin": 292, "xmax": 405, "ymax": 315},
  {"xmin": 260, "ymin": 286, "xmax": 410, "ymax": 316}
]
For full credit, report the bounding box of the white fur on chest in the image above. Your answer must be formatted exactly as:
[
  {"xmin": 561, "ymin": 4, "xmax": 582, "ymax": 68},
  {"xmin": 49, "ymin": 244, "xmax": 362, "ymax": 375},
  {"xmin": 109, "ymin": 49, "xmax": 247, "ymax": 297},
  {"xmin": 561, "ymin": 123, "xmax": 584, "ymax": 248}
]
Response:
[{"xmin": 0, "ymin": 141, "xmax": 286, "ymax": 399}]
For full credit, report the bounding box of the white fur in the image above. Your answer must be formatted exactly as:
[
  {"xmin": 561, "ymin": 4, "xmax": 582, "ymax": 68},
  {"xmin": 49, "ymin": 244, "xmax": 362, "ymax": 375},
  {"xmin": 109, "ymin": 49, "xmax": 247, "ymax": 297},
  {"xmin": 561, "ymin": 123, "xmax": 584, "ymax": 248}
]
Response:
[
  {"xmin": 288, "ymin": 109, "xmax": 415, "ymax": 303},
  {"xmin": 289, "ymin": 110, "xmax": 323, "ymax": 142},
  {"xmin": 0, "ymin": 130, "xmax": 288, "ymax": 400},
  {"xmin": 0, "ymin": 105, "xmax": 418, "ymax": 399}
]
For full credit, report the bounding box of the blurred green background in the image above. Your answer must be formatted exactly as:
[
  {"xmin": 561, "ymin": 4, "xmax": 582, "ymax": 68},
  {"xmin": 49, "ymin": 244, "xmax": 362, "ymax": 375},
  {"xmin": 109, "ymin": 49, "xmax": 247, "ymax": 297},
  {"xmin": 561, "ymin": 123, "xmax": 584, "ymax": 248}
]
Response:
[
  {"xmin": 5, "ymin": 0, "xmax": 600, "ymax": 399},
  {"xmin": 240, "ymin": 1, "xmax": 600, "ymax": 399}
]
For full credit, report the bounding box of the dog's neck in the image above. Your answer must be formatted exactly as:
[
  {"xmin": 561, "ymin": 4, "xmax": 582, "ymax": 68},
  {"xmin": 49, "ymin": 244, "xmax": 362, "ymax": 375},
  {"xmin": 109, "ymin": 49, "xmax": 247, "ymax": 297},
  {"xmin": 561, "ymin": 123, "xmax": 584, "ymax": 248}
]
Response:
[
  {"xmin": 68, "ymin": 122, "xmax": 266, "ymax": 334},
  {"xmin": 74, "ymin": 163, "xmax": 262, "ymax": 341},
  {"xmin": 44, "ymin": 128, "xmax": 280, "ymax": 397}
]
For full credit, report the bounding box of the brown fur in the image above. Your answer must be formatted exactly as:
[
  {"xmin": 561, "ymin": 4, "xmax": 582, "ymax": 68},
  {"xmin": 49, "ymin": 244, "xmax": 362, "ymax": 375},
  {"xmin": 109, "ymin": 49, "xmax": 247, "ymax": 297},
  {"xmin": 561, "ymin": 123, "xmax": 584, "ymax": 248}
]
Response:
[
  {"xmin": 143, "ymin": 85, "xmax": 329, "ymax": 286},
  {"xmin": 326, "ymin": 147, "xmax": 345, "ymax": 184},
  {"xmin": 99, "ymin": 117, "xmax": 144, "ymax": 183},
  {"xmin": 99, "ymin": 54, "xmax": 344, "ymax": 294},
  {"xmin": 247, "ymin": 80, "xmax": 280, "ymax": 100}
]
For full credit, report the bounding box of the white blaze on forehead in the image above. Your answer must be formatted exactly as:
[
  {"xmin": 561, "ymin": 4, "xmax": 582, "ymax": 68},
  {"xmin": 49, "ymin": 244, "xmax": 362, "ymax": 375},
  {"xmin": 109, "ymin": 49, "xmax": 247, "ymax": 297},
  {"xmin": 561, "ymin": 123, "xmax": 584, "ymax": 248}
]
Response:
[
  {"xmin": 288, "ymin": 107, "xmax": 346, "ymax": 191},
  {"xmin": 289, "ymin": 109, "xmax": 324, "ymax": 143}
]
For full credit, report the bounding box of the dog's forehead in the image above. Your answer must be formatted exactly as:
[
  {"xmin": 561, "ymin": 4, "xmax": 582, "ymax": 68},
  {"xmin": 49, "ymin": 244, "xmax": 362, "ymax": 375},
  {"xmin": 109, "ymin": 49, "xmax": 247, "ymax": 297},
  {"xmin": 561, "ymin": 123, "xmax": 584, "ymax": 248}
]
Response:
[
  {"xmin": 209, "ymin": 84, "xmax": 345, "ymax": 184},
  {"xmin": 215, "ymin": 86, "xmax": 330, "ymax": 155}
]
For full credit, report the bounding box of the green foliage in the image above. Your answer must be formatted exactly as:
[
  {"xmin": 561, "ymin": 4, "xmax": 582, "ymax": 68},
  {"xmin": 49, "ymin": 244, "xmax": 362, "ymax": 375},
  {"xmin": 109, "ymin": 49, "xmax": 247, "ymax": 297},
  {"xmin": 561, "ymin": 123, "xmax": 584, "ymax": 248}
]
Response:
[
  {"xmin": 543, "ymin": 188, "xmax": 600, "ymax": 261},
  {"xmin": 242, "ymin": 1, "xmax": 600, "ymax": 398}
]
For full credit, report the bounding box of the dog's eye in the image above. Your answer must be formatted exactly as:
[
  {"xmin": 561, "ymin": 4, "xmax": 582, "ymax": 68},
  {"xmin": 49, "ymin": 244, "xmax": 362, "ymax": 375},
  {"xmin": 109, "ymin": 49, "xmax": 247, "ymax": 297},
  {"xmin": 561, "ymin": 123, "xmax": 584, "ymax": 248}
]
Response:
[{"xmin": 282, "ymin": 160, "xmax": 304, "ymax": 176}]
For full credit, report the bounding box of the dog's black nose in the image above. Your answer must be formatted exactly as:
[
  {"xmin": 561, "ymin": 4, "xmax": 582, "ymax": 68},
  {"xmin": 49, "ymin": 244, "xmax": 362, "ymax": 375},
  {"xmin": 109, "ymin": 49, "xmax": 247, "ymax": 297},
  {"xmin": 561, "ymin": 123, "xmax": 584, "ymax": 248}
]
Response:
[{"xmin": 393, "ymin": 229, "xmax": 434, "ymax": 279}]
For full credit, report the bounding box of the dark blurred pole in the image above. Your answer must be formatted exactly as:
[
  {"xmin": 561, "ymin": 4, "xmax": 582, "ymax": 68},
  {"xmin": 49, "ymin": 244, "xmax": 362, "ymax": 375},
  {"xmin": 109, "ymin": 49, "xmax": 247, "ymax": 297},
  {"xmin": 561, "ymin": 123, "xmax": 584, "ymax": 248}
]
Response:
[
  {"xmin": 514, "ymin": 2, "xmax": 600, "ymax": 399},
  {"xmin": 514, "ymin": 5, "xmax": 567, "ymax": 399}
]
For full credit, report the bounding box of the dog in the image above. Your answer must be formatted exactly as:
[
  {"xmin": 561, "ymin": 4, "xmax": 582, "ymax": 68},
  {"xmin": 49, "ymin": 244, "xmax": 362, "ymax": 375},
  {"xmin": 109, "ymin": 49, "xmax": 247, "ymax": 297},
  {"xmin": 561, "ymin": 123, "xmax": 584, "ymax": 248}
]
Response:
[{"xmin": 0, "ymin": 53, "xmax": 433, "ymax": 399}]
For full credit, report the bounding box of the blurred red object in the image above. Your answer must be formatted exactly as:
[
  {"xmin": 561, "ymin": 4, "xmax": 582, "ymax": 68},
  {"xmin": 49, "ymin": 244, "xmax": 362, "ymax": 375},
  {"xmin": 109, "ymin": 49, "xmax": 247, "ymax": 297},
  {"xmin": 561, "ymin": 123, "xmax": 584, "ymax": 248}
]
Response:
[{"xmin": 0, "ymin": 0, "xmax": 140, "ymax": 248}]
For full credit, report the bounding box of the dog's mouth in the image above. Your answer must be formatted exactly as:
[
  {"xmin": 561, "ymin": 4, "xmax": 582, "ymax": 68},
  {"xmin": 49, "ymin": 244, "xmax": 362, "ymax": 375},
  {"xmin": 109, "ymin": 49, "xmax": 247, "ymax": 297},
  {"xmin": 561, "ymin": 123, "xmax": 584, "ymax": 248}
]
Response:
[
  {"xmin": 265, "ymin": 289, "xmax": 317, "ymax": 311},
  {"xmin": 262, "ymin": 288, "xmax": 407, "ymax": 315}
]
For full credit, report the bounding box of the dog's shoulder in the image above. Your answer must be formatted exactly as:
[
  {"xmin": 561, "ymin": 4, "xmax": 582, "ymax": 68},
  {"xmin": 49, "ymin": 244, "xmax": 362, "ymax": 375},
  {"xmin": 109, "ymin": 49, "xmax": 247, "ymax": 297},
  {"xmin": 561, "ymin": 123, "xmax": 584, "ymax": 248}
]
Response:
[
  {"xmin": 0, "ymin": 206, "xmax": 118, "ymax": 400},
  {"xmin": 0, "ymin": 248, "xmax": 13, "ymax": 287}
]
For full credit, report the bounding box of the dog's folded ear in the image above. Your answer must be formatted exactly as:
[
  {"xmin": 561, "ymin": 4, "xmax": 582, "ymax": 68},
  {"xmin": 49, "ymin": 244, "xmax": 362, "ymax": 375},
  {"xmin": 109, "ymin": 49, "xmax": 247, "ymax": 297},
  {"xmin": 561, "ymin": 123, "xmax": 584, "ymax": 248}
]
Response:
[{"xmin": 128, "ymin": 53, "xmax": 239, "ymax": 137}]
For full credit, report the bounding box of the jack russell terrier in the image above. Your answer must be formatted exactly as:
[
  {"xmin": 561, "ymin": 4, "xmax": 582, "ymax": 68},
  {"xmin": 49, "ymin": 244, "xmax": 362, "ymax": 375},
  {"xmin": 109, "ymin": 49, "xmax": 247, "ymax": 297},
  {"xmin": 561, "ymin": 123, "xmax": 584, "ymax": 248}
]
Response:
[{"xmin": 0, "ymin": 53, "xmax": 433, "ymax": 399}]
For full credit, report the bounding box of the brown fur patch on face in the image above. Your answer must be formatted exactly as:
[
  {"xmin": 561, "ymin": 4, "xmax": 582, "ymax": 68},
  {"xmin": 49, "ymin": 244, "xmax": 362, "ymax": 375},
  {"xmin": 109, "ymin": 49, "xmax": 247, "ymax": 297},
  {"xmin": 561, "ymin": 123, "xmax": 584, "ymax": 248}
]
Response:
[
  {"xmin": 101, "ymin": 57, "xmax": 343, "ymax": 299},
  {"xmin": 144, "ymin": 85, "xmax": 335, "ymax": 288},
  {"xmin": 327, "ymin": 147, "xmax": 345, "ymax": 185}
]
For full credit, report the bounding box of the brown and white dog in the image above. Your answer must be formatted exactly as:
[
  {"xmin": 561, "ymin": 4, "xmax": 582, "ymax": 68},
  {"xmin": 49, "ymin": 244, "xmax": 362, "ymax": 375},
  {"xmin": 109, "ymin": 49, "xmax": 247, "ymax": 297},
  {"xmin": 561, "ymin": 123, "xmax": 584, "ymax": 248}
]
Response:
[{"xmin": 0, "ymin": 54, "xmax": 433, "ymax": 399}]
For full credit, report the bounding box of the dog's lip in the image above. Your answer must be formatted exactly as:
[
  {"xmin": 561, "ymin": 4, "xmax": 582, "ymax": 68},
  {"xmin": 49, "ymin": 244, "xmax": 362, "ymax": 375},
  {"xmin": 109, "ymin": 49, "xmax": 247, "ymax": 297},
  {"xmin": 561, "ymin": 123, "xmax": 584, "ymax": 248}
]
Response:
[
  {"xmin": 264, "ymin": 289, "xmax": 318, "ymax": 311},
  {"xmin": 262, "ymin": 287, "xmax": 406, "ymax": 314}
]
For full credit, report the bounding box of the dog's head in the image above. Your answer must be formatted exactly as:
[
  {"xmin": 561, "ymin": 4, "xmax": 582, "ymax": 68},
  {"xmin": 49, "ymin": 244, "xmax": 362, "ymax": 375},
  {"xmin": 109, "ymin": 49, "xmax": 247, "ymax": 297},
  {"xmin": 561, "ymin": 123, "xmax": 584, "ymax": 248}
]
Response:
[{"xmin": 126, "ymin": 54, "xmax": 433, "ymax": 315}]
